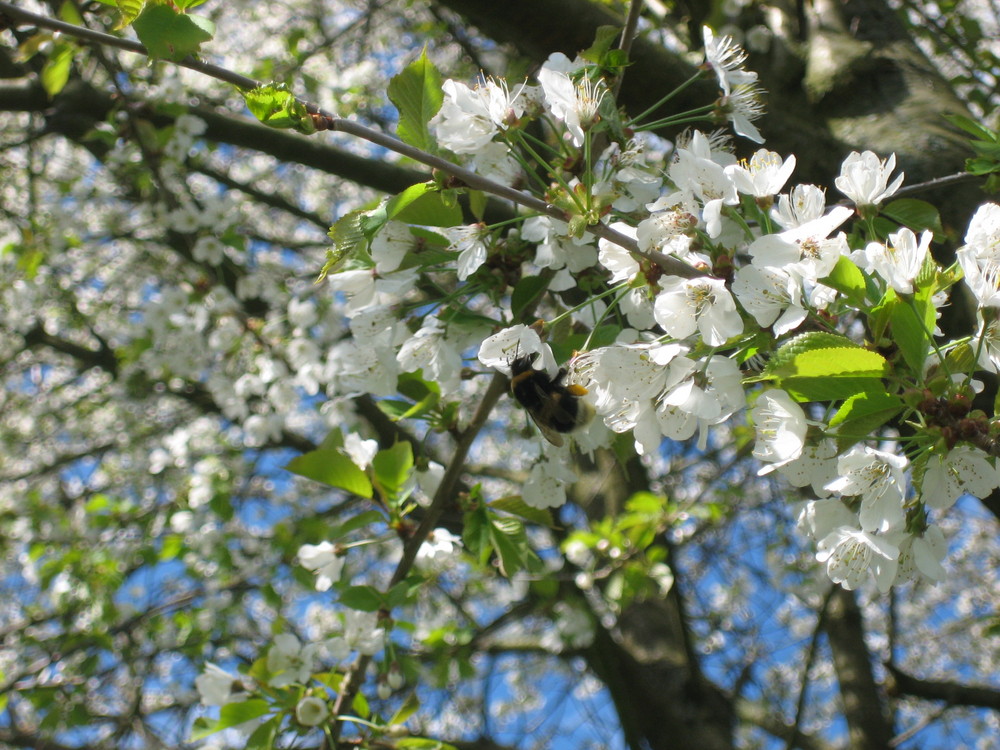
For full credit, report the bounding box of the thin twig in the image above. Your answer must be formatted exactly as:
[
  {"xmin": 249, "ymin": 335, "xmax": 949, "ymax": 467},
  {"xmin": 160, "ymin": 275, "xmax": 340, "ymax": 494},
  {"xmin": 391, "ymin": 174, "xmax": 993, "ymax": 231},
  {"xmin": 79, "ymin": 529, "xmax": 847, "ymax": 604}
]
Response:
[
  {"xmin": 613, "ymin": 0, "xmax": 644, "ymax": 99},
  {"xmin": 892, "ymin": 170, "xmax": 980, "ymax": 198}
]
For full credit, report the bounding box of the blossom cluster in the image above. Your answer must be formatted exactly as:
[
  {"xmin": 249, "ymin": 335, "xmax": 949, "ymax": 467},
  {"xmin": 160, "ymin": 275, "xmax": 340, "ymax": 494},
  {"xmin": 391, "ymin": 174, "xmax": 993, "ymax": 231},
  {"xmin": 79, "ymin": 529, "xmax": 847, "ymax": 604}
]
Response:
[{"xmin": 319, "ymin": 28, "xmax": 1000, "ymax": 593}]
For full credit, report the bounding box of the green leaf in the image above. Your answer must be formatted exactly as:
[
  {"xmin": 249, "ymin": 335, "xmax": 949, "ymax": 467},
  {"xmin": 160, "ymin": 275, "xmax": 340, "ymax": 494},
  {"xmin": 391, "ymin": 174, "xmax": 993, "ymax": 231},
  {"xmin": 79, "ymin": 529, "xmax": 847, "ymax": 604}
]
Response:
[
  {"xmin": 245, "ymin": 716, "xmax": 280, "ymax": 750},
  {"xmin": 829, "ymin": 390, "xmax": 904, "ymax": 447},
  {"xmin": 113, "ymin": 0, "xmax": 145, "ymax": 28},
  {"xmin": 967, "ymin": 157, "xmax": 1000, "ymax": 176},
  {"xmin": 489, "ymin": 516, "xmax": 532, "ymax": 577},
  {"xmin": 385, "ymin": 577, "xmax": 423, "ymax": 608},
  {"xmin": 190, "ymin": 699, "xmax": 270, "ymax": 740},
  {"xmin": 321, "ymin": 209, "xmax": 371, "ymax": 278},
  {"xmin": 762, "ymin": 332, "xmax": 887, "ymax": 401},
  {"xmin": 372, "ymin": 442, "xmax": 414, "ymax": 499},
  {"xmin": 490, "ymin": 495, "xmax": 554, "ymax": 527},
  {"xmin": 389, "ymin": 692, "xmax": 421, "ymax": 726},
  {"xmin": 781, "ymin": 376, "xmax": 885, "ymax": 403},
  {"xmin": 764, "ymin": 332, "xmax": 886, "ymax": 380},
  {"xmin": 468, "ymin": 190, "xmax": 488, "ymax": 221},
  {"xmin": 395, "ymin": 739, "xmax": 459, "ymax": 750},
  {"xmin": 387, "ymin": 49, "xmax": 443, "ymax": 151},
  {"xmin": 882, "ymin": 198, "xmax": 944, "ymax": 236},
  {"xmin": 132, "ymin": 2, "xmax": 213, "ymax": 61},
  {"xmin": 41, "ymin": 41, "xmax": 75, "ymax": 98},
  {"xmin": 511, "ymin": 275, "xmax": 551, "ymax": 321},
  {"xmin": 462, "ymin": 504, "xmax": 492, "ymax": 566},
  {"xmin": 385, "ymin": 183, "xmax": 433, "ymax": 218},
  {"xmin": 353, "ymin": 691, "xmax": 370, "ymax": 719},
  {"xmin": 242, "ymin": 83, "xmax": 315, "ymax": 133},
  {"xmin": 339, "ymin": 585, "xmax": 384, "ymax": 612},
  {"xmin": 285, "ymin": 449, "xmax": 373, "ymax": 498},
  {"xmin": 159, "ymin": 534, "xmax": 184, "ymax": 560},
  {"xmin": 819, "ymin": 255, "xmax": 868, "ymax": 308},
  {"xmin": 386, "ymin": 184, "xmax": 462, "ymax": 226},
  {"xmin": 790, "ymin": 347, "xmax": 888, "ymax": 379},
  {"xmin": 944, "ymin": 112, "xmax": 999, "ymax": 142},
  {"xmin": 969, "ymin": 140, "xmax": 1000, "ymax": 159},
  {"xmin": 888, "ymin": 292, "xmax": 936, "ymax": 376},
  {"xmin": 187, "ymin": 15, "xmax": 216, "ymax": 38},
  {"xmin": 58, "ymin": 1, "xmax": 85, "ymax": 25}
]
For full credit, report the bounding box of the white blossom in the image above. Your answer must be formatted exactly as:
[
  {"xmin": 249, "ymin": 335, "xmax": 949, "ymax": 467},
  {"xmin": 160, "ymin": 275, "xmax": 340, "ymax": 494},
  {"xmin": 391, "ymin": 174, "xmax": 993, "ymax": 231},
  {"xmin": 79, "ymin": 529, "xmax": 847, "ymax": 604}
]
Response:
[
  {"xmin": 958, "ymin": 204, "xmax": 1000, "ymax": 307},
  {"xmin": 478, "ymin": 324, "xmax": 553, "ymax": 376},
  {"xmin": 834, "ymin": 150, "xmax": 904, "ymax": 207},
  {"xmin": 731, "ymin": 264, "xmax": 807, "ymax": 335},
  {"xmin": 770, "ymin": 184, "xmax": 827, "ymax": 229},
  {"xmin": 598, "ymin": 223, "xmax": 641, "ymax": 281},
  {"xmin": 796, "ymin": 497, "xmax": 857, "ymax": 541},
  {"xmin": 748, "ymin": 206, "xmax": 853, "ymax": 282},
  {"xmin": 893, "ymin": 526, "xmax": 947, "ymax": 583},
  {"xmin": 267, "ymin": 633, "xmax": 320, "ymax": 687},
  {"xmin": 722, "ymin": 82, "xmax": 766, "ymax": 144},
  {"xmin": 653, "ymin": 276, "xmax": 744, "ymax": 346},
  {"xmin": 921, "ymin": 446, "xmax": 999, "ymax": 510},
  {"xmin": 370, "ymin": 220, "xmax": 415, "ymax": 274},
  {"xmin": 725, "ymin": 150, "xmax": 796, "ymax": 198},
  {"xmin": 195, "ymin": 663, "xmax": 246, "ymax": 706},
  {"xmin": 416, "ymin": 528, "xmax": 463, "ymax": 568},
  {"xmin": 298, "ymin": 541, "xmax": 345, "ymax": 592},
  {"xmin": 816, "ymin": 526, "xmax": 899, "ymax": 591},
  {"xmin": 523, "ymin": 456, "xmax": 577, "ymax": 509},
  {"xmin": 342, "ymin": 610, "xmax": 384, "ymax": 656},
  {"xmin": 825, "ymin": 446, "xmax": 908, "ymax": 533},
  {"xmin": 778, "ymin": 439, "xmax": 839, "ymax": 497},
  {"xmin": 662, "ymin": 131, "xmax": 739, "ymax": 238},
  {"xmin": 864, "ymin": 227, "xmax": 931, "ymax": 295},
  {"xmin": 537, "ymin": 53, "xmax": 605, "ymax": 146},
  {"xmin": 522, "ymin": 216, "xmax": 598, "ymax": 272},
  {"xmin": 431, "ymin": 78, "xmax": 527, "ymax": 154},
  {"xmin": 443, "ymin": 224, "xmax": 490, "ymax": 280},
  {"xmin": 703, "ymin": 26, "xmax": 758, "ymax": 96},
  {"xmin": 751, "ymin": 389, "xmax": 807, "ymax": 471},
  {"xmin": 396, "ymin": 316, "xmax": 463, "ymax": 392},
  {"xmin": 343, "ymin": 433, "xmax": 378, "ymax": 470}
]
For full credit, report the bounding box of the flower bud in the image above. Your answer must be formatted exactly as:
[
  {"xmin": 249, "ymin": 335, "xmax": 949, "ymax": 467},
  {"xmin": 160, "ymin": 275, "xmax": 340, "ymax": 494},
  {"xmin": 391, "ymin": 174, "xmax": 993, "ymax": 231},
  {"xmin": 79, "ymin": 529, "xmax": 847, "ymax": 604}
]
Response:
[{"xmin": 295, "ymin": 696, "xmax": 329, "ymax": 727}]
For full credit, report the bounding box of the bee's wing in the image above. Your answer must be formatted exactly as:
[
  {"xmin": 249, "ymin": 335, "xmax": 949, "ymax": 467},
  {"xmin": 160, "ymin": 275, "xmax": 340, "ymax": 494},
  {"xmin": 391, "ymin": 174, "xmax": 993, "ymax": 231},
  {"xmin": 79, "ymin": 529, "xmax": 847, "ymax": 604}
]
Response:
[{"xmin": 529, "ymin": 415, "xmax": 565, "ymax": 447}]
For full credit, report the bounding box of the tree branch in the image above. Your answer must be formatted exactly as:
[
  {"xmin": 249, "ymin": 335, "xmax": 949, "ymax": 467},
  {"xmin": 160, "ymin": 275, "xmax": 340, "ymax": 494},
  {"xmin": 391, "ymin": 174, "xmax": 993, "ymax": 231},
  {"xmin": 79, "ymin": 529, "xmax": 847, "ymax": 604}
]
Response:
[
  {"xmin": 885, "ymin": 662, "xmax": 1000, "ymax": 711},
  {"xmin": 823, "ymin": 587, "xmax": 894, "ymax": 750}
]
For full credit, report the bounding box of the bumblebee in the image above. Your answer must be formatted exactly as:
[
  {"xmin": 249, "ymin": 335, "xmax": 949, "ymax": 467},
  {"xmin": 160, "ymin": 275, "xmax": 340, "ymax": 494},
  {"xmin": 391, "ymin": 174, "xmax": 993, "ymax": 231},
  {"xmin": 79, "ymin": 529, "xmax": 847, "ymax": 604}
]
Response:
[{"xmin": 509, "ymin": 353, "xmax": 594, "ymax": 447}]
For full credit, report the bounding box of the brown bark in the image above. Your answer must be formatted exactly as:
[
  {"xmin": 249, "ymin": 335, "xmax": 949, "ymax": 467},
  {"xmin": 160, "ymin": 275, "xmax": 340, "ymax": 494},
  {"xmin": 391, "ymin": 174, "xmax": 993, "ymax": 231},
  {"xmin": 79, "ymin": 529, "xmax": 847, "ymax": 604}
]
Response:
[{"xmin": 824, "ymin": 587, "xmax": 894, "ymax": 750}]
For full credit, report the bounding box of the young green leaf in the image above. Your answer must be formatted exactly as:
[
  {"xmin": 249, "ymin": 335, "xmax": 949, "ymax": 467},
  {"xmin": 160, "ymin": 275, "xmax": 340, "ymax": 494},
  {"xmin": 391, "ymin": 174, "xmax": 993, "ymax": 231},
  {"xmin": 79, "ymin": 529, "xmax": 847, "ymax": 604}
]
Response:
[
  {"xmin": 829, "ymin": 390, "xmax": 904, "ymax": 449},
  {"xmin": 386, "ymin": 183, "xmax": 463, "ymax": 226},
  {"xmin": 819, "ymin": 255, "xmax": 868, "ymax": 308},
  {"xmin": 285, "ymin": 449, "xmax": 373, "ymax": 498},
  {"xmin": 242, "ymin": 83, "xmax": 316, "ymax": 133},
  {"xmin": 882, "ymin": 198, "xmax": 944, "ymax": 237},
  {"xmin": 489, "ymin": 495, "xmax": 555, "ymax": 527},
  {"xmin": 889, "ymin": 291, "xmax": 936, "ymax": 376},
  {"xmin": 41, "ymin": 41, "xmax": 75, "ymax": 98},
  {"xmin": 133, "ymin": 3, "xmax": 213, "ymax": 62},
  {"xmin": 372, "ymin": 442, "xmax": 414, "ymax": 499},
  {"xmin": 338, "ymin": 584, "xmax": 384, "ymax": 612},
  {"xmin": 190, "ymin": 699, "xmax": 270, "ymax": 740},
  {"xmin": 387, "ymin": 49, "xmax": 444, "ymax": 151}
]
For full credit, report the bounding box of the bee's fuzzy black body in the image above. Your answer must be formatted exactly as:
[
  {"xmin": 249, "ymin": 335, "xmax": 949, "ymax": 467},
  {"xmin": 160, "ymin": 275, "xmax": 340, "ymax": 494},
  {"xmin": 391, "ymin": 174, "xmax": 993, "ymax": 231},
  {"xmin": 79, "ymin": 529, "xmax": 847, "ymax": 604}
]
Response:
[{"xmin": 509, "ymin": 354, "xmax": 592, "ymax": 446}]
